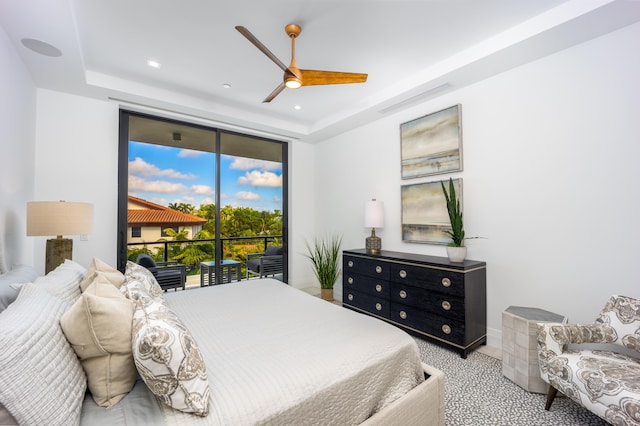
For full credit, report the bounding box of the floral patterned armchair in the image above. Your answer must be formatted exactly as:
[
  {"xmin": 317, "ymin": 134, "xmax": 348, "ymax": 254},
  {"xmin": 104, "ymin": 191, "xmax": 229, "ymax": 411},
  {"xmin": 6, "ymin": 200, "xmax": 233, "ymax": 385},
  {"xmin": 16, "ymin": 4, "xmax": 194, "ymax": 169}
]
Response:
[{"xmin": 536, "ymin": 295, "xmax": 640, "ymax": 425}]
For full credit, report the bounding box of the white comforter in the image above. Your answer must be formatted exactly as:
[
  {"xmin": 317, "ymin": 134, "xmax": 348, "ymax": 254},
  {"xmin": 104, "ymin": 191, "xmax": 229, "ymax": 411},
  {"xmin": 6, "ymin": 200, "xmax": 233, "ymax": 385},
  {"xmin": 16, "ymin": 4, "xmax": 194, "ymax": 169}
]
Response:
[{"xmin": 161, "ymin": 279, "xmax": 424, "ymax": 426}]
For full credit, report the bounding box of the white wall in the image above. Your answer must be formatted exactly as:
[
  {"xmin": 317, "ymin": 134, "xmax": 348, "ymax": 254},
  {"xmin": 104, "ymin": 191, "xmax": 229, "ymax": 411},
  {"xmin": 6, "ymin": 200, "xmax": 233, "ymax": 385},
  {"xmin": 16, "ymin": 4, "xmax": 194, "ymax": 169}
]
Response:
[
  {"xmin": 0, "ymin": 26, "xmax": 36, "ymax": 271},
  {"xmin": 314, "ymin": 22, "xmax": 640, "ymax": 347},
  {"xmin": 33, "ymin": 90, "xmax": 119, "ymax": 273}
]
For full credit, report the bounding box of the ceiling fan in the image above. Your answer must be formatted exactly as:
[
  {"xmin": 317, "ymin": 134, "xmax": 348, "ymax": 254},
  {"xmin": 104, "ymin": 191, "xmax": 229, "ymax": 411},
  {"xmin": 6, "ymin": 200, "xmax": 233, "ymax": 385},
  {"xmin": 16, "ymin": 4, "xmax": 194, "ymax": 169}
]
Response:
[{"xmin": 235, "ymin": 23, "xmax": 368, "ymax": 103}]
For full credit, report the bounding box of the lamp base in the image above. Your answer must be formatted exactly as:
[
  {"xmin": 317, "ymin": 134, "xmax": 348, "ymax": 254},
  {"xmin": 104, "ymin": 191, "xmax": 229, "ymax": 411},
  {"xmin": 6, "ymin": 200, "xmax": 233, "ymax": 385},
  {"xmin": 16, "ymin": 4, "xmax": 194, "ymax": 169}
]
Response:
[
  {"xmin": 45, "ymin": 238, "xmax": 72, "ymax": 274},
  {"xmin": 365, "ymin": 228, "xmax": 382, "ymax": 254}
]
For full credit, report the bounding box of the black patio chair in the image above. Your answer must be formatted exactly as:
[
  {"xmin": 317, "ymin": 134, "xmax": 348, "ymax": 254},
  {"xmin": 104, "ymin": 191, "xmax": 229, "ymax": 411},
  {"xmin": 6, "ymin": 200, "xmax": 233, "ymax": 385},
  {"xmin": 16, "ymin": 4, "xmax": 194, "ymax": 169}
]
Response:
[
  {"xmin": 246, "ymin": 246, "xmax": 283, "ymax": 279},
  {"xmin": 136, "ymin": 253, "xmax": 186, "ymax": 291}
]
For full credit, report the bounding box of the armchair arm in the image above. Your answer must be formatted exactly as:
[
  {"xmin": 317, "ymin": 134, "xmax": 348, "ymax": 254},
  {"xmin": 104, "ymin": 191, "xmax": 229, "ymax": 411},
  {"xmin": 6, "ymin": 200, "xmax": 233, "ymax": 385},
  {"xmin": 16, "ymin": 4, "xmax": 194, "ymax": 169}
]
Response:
[
  {"xmin": 537, "ymin": 322, "xmax": 616, "ymax": 356},
  {"xmin": 246, "ymin": 252, "xmax": 265, "ymax": 262}
]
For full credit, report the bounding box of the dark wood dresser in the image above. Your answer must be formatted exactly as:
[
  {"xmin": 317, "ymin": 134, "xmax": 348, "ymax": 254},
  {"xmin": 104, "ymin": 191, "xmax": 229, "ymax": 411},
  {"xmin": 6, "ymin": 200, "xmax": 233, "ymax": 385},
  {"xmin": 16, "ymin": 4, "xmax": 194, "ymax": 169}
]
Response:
[{"xmin": 342, "ymin": 249, "xmax": 487, "ymax": 358}]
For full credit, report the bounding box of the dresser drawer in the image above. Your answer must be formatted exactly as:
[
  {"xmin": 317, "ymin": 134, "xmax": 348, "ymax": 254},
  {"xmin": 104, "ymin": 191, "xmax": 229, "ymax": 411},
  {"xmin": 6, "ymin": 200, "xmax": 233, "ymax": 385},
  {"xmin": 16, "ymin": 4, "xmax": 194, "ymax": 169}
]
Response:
[
  {"xmin": 343, "ymin": 273, "xmax": 390, "ymax": 298},
  {"xmin": 344, "ymin": 256, "xmax": 390, "ymax": 280},
  {"xmin": 390, "ymin": 303, "xmax": 465, "ymax": 345},
  {"xmin": 390, "ymin": 283, "xmax": 464, "ymax": 322},
  {"xmin": 389, "ymin": 263, "xmax": 464, "ymax": 297},
  {"xmin": 344, "ymin": 290, "xmax": 389, "ymax": 318}
]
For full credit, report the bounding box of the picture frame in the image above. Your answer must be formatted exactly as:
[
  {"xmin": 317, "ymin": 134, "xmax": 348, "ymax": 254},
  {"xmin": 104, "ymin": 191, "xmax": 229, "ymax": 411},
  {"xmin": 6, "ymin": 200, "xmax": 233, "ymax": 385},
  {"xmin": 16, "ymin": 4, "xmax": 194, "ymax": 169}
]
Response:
[
  {"xmin": 401, "ymin": 178, "xmax": 462, "ymax": 244},
  {"xmin": 400, "ymin": 104, "xmax": 462, "ymax": 179}
]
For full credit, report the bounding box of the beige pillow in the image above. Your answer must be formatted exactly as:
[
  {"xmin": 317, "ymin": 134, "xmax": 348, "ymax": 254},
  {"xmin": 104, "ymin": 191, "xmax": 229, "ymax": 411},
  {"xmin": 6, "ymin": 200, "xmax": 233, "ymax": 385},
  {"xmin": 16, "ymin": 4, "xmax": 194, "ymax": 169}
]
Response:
[
  {"xmin": 132, "ymin": 299, "xmax": 209, "ymax": 416},
  {"xmin": 60, "ymin": 274, "xmax": 137, "ymax": 407},
  {"xmin": 80, "ymin": 257, "xmax": 125, "ymax": 292}
]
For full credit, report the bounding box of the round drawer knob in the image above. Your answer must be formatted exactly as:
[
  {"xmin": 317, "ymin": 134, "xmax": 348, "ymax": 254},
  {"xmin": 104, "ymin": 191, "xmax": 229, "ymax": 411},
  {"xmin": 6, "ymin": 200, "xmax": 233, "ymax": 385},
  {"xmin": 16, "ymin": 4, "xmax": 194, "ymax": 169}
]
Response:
[
  {"xmin": 399, "ymin": 290, "xmax": 407, "ymax": 299},
  {"xmin": 399, "ymin": 270, "xmax": 407, "ymax": 279},
  {"xmin": 441, "ymin": 301, "xmax": 451, "ymax": 310},
  {"xmin": 399, "ymin": 311, "xmax": 407, "ymax": 320},
  {"xmin": 441, "ymin": 277, "xmax": 451, "ymax": 287},
  {"xmin": 375, "ymin": 265, "xmax": 382, "ymax": 273},
  {"xmin": 348, "ymin": 260, "xmax": 354, "ymax": 267},
  {"xmin": 347, "ymin": 294, "xmax": 354, "ymax": 301},
  {"xmin": 375, "ymin": 284, "xmax": 382, "ymax": 292},
  {"xmin": 375, "ymin": 303, "xmax": 382, "ymax": 311},
  {"xmin": 442, "ymin": 324, "xmax": 452, "ymax": 334},
  {"xmin": 347, "ymin": 277, "xmax": 353, "ymax": 284}
]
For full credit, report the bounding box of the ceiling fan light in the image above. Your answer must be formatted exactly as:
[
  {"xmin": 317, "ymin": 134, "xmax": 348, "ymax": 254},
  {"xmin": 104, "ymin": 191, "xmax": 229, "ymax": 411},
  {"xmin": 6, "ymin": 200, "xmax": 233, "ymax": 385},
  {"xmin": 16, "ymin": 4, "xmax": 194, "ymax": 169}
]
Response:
[{"xmin": 285, "ymin": 77, "xmax": 301, "ymax": 89}]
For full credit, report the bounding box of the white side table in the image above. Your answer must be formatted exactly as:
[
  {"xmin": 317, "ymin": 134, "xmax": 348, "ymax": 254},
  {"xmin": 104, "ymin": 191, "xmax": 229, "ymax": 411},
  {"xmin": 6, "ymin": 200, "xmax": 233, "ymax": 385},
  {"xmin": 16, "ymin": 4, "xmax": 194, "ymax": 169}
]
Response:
[{"xmin": 502, "ymin": 306, "xmax": 565, "ymax": 394}]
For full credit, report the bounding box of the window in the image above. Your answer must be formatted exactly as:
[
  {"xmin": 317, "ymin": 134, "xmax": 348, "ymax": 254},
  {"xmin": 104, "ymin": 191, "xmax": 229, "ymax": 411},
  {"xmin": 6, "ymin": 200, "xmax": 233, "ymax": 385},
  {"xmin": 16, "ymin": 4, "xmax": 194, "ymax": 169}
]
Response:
[{"xmin": 117, "ymin": 111, "xmax": 288, "ymax": 284}]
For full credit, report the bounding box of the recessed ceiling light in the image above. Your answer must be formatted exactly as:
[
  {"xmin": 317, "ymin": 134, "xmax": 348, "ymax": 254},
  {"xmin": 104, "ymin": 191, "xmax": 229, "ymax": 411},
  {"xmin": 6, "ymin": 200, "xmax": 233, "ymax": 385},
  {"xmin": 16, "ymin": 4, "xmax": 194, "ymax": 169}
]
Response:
[
  {"xmin": 21, "ymin": 38, "xmax": 62, "ymax": 57},
  {"xmin": 146, "ymin": 59, "xmax": 161, "ymax": 69},
  {"xmin": 223, "ymin": 83, "xmax": 231, "ymax": 89},
  {"xmin": 293, "ymin": 105, "xmax": 302, "ymax": 110}
]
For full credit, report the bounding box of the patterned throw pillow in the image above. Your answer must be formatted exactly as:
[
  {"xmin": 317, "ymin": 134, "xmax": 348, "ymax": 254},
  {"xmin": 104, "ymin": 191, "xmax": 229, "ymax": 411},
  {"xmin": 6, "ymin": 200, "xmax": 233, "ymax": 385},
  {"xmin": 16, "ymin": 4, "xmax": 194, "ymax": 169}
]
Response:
[
  {"xmin": 131, "ymin": 299, "xmax": 209, "ymax": 416},
  {"xmin": 60, "ymin": 275, "xmax": 137, "ymax": 407},
  {"xmin": 79, "ymin": 257, "xmax": 125, "ymax": 292},
  {"xmin": 120, "ymin": 261, "xmax": 164, "ymax": 304}
]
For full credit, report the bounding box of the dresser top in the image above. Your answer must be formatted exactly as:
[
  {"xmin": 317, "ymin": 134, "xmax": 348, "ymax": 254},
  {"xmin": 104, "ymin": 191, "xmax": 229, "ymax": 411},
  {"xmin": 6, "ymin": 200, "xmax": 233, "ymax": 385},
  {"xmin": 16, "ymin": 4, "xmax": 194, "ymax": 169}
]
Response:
[{"xmin": 343, "ymin": 248, "xmax": 486, "ymax": 271}]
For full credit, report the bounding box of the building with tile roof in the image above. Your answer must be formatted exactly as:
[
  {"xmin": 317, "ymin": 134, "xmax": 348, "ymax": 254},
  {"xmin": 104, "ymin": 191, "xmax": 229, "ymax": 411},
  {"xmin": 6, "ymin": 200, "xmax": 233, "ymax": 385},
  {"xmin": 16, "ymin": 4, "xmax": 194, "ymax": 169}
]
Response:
[{"xmin": 128, "ymin": 196, "xmax": 207, "ymax": 243}]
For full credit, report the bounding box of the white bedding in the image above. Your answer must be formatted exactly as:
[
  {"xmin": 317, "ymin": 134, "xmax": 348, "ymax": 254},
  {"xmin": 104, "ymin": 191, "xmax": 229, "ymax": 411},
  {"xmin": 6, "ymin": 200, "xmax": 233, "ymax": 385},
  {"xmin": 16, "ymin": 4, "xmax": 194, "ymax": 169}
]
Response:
[{"xmin": 160, "ymin": 279, "xmax": 425, "ymax": 426}]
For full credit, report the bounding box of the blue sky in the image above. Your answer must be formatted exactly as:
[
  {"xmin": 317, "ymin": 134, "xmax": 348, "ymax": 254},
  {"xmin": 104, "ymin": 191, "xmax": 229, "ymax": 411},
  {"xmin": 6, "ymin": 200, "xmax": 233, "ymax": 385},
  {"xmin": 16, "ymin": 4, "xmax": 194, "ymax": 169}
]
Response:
[{"xmin": 128, "ymin": 141, "xmax": 282, "ymax": 212}]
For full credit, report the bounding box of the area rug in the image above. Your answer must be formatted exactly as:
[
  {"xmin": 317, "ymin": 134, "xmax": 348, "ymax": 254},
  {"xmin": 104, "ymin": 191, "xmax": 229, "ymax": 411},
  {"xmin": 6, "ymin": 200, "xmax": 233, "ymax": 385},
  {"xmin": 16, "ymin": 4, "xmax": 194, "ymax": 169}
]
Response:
[{"xmin": 413, "ymin": 337, "xmax": 608, "ymax": 426}]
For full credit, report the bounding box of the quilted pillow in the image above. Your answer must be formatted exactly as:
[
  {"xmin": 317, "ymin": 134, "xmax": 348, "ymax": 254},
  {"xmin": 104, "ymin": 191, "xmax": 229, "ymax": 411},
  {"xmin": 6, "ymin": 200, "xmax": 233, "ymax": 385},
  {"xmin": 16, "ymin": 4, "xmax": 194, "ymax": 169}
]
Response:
[
  {"xmin": 79, "ymin": 257, "xmax": 125, "ymax": 292},
  {"xmin": 0, "ymin": 265, "xmax": 39, "ymax": 312},
  {"xmin": 33, "ymin": 259, "xmax": 86, "ymax": 307},
  {"xmin": 60, "ymin": 274, "xmax": 137, "ymax": 407},
  {"xmin": 121, "ymin": 261, "xmax": 164, "ymax": 303},
  {"xmin": 132, "ymin": 299, "xmax": 209, "ymax": 416},
  {"xmin": 0, "ymin": 283, "xmax": 86, "ymax": 425}
]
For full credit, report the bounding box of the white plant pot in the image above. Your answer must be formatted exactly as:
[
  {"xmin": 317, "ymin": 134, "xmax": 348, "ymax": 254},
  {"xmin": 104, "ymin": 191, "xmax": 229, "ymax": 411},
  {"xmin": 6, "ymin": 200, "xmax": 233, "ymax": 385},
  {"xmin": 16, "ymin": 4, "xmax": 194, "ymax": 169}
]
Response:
[{"xmin": 446, "ymin": 246, "xmax": 467, "ymax": 263}]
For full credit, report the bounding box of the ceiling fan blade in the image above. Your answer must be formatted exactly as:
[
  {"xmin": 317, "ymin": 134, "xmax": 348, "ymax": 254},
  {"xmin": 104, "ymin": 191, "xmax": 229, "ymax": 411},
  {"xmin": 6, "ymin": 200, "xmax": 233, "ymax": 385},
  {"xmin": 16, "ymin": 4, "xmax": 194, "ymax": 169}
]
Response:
[
  {"xmin": 263, "ymin": 82, "xmax": 286, "ymax": 103},
  {"xmin": 235, "ymin": 26, "xmax": 288, "ymax": 72},
  {"xmin": 299, "ymin": 70, "xmax": 368, "ymax": 86}
]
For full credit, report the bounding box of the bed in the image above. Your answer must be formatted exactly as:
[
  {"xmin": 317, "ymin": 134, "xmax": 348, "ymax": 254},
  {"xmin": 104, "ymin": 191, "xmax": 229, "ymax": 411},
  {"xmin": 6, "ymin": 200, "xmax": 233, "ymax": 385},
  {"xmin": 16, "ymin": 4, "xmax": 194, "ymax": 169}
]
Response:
[{"xmin": 0, "ymin": 260, "xmax": 445, "ymax": 425}]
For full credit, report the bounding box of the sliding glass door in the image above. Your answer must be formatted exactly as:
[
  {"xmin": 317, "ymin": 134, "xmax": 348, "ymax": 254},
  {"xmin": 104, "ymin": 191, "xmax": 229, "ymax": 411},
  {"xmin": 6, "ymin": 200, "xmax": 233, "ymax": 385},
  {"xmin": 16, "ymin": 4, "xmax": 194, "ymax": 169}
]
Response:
[{"xmin": 117, "ymin": 111, "xmax": 287, "ymax": 285}]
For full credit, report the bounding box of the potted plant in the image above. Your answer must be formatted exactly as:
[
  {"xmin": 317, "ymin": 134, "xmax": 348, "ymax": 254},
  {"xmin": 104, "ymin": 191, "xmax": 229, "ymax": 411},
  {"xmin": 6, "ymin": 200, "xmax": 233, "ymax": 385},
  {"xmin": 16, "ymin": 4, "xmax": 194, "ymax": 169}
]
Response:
[
  {"xmin": 441, "ymin": 178, "xmax": 467, "ymax": 262},
  {"xmin": 304, "ymin": 234, "xmax": 342, "ymax": 301}
]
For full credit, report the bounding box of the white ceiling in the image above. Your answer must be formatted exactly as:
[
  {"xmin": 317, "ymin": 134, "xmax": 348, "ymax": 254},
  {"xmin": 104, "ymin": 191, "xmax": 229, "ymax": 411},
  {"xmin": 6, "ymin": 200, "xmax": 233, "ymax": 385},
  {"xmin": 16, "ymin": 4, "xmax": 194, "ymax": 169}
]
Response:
[{"xmin": 2, "ymin": 0, "xmax": 640, "ymax": 142}]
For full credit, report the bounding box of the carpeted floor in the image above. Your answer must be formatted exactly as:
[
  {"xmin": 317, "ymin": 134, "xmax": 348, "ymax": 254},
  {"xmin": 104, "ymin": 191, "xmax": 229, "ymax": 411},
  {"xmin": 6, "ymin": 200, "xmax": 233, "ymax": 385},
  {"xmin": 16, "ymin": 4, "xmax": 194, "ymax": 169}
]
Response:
[{"xmin": 413, "ymin": 337, "xmax": 609, "ymax": 426}]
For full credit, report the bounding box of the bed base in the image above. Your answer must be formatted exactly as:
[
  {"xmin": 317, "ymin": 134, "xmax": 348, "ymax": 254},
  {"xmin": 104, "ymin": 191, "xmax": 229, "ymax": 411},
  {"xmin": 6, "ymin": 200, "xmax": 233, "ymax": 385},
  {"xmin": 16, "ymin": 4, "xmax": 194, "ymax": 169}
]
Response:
[{"xmin": 360, "ymin": 363, "xmax": 445, "ymax": 426}]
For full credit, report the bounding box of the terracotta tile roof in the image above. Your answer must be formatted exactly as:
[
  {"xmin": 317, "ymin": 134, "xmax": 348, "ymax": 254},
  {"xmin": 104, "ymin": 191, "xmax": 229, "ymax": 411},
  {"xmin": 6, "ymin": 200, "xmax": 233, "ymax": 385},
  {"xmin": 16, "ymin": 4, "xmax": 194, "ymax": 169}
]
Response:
[{"xmin": 128, "ymin": 196, "xmax": 207, "ymax": 226}]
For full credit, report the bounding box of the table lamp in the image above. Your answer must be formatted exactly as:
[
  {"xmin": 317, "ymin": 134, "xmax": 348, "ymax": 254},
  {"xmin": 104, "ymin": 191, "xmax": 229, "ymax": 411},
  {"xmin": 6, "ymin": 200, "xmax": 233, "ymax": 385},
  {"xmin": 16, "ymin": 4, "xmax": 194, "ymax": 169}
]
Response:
[
  {"xmin": 27, "ymin": 201, "xmax": 93, "ymax": 273},
  {"xmin": 365, "ymin": 199, "xmax": 384, "ymax": 254}
]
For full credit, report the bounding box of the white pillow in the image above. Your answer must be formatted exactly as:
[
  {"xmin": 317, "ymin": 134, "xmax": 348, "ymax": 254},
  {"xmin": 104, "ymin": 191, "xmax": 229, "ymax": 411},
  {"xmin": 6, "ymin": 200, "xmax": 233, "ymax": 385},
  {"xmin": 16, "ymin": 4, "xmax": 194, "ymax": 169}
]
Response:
[
  {"xmin": 33, "ymin": 259, "xmax": 86, "ymax": 307},
  {"xmin": 132, "ymin": 299, "xmax": 209, "ymax": 416},
  {"xmin": 0, "ymin": 283, "xmax": 87, "ymax": 425},
  {"xmin": 0, "ymin": 265, "xmax": 39, "ymax": 313}
]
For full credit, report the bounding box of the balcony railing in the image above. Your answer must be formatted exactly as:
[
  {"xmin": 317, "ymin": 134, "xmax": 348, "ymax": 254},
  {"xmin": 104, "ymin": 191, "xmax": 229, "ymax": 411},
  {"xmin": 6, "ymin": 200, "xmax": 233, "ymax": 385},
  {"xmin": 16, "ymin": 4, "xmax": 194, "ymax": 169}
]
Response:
[{"xmin": 126, "ymin": 235, "xmax": 282, "ymax": 277}]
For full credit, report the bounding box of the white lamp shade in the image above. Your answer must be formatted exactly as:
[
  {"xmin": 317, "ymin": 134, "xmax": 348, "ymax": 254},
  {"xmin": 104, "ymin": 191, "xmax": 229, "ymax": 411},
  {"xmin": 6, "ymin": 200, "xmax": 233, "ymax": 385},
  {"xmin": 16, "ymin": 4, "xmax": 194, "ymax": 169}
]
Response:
[
  {"xmin": 27, "ymin": 201, "xmax": 93, "ymax": 237},
  {"xmin": 364, "ymin": 199, "xmax": 384, "ymax": 228}
]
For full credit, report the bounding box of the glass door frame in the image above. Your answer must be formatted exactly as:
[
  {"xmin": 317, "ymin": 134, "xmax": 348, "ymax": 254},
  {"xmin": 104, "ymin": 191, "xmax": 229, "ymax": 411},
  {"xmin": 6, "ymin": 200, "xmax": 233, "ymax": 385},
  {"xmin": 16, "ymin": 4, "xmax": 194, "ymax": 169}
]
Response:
[{"xmin": 117, "ymin": 109, "xmax": 288, "ymax": 283}]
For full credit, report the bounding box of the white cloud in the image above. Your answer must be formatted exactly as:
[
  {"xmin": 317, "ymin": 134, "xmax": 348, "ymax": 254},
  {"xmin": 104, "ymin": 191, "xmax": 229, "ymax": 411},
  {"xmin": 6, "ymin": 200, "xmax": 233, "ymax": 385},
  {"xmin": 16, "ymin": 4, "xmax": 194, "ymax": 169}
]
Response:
[
  {"xmin": 129, "ymin": 157, "xmax": 196, "ymax": 180},
  {"xmin": 236, "ymin": 191, "xmax": 261, "ymax": 201},
  {"xmin": 237, "ymin": 170, "xmax": 282, "ymax": 187},
  {"xmin": 128, "ymin": 175, "xmax": 188, "ymax": 194},
  {"xmin": 178, "ymin": 149, "xmax": 204, "ymax": 158},
  {"xmin": 230, "ymin": 158, "xmax": 281, "ymax": 171},
  {"xmin": 191, "ymin": 184, "xmax": 215, "ymax": 195},
  {"xmin": 199, "ymin": 197, "xmax": 215, "ymax": 206}
]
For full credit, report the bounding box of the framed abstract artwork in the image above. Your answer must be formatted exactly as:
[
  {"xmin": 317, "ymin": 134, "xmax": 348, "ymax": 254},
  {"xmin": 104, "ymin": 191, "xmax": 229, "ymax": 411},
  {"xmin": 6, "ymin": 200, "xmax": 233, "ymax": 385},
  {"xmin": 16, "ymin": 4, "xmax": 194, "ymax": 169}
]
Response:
[
  {"xmin": 400, "ymin": 104, "xmax": 462, "ymax": 179},
  {"xmin": 401, "ymin": 178, "xmax": 462, "ymax": 244}
]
